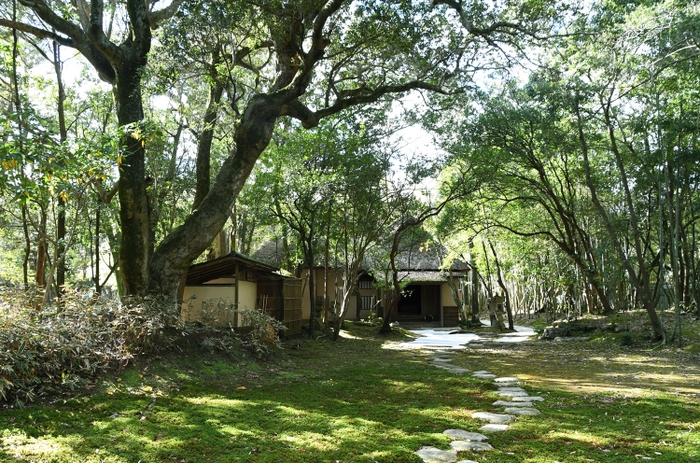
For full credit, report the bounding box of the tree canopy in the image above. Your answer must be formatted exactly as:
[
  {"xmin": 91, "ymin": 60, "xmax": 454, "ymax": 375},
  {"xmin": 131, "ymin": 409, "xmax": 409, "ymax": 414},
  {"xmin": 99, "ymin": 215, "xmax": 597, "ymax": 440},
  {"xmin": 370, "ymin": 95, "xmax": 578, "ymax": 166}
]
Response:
[{"xmin": 1, "ymin": 0, "xmax": 698, "ymax": 342}]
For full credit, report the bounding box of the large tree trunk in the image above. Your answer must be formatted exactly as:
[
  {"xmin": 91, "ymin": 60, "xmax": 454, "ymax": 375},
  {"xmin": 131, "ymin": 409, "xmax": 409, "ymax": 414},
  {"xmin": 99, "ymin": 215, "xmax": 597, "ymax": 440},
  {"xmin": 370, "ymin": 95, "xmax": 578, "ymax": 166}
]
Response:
[
  {"xmin": 148, "ymin": 99, "xmax": 279, "ymax": 300},
  {"xmin": 116, "ymin": 59, "xmax": 151, "ymax": 296}
]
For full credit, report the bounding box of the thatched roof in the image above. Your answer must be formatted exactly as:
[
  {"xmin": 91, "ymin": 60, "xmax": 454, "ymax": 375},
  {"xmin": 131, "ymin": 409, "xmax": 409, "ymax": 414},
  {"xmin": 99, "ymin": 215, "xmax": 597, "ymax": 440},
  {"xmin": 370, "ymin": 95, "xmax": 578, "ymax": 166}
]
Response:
[
  {"xmin": 252, "ymin": 240, "xmax": 468, "ymax": 274},
  {"xmin": 397, "ymin": 270, "xmax": 468, "ymax": 283},
  {"xmin": 251, "ymin": 240, "xmax": 287, "ymax": 268},
  {"xmin": 393, "ymin": 247, "xmax": 469, "ymax": 271}
]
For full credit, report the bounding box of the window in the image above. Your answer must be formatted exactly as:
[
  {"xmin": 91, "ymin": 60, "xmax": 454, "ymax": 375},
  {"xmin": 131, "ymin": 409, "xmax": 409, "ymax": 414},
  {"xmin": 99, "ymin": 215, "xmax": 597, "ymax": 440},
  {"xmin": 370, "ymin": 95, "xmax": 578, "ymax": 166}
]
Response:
[
  {"xmin": 358, "ymin": 280, "xmax": 374, "ymax": 290},
  {"xmin": 360, "ymin": 296, "xmax": 374, "ymax": 311}
]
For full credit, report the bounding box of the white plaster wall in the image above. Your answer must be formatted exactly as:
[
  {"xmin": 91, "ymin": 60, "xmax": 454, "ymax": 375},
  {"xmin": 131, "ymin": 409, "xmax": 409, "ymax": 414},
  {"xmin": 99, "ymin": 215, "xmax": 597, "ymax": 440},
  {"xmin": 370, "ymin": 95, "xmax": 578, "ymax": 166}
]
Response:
[{"xmin": 181, "ymin": 281, "xmax": 258, "ymax": 327}]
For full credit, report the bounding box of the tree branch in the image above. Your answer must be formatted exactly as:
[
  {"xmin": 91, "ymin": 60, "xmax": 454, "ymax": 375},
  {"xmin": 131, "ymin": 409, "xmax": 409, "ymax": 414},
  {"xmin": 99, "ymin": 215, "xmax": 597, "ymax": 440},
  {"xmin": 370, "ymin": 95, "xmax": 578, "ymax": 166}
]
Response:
[
  {"xmin": 148, "ymin": 0, "xmax": 185, "ymax": 29},
  {"xmin": 285, "ymin": 80, "xmax": 450, "ymax": 129},
  {"xmin": 0, "ymin": 18, "xmax": 75, "ymax": 46},
  {"xmin": 9, "ymin": 0, "xmax": 118, "ymax": 81}
]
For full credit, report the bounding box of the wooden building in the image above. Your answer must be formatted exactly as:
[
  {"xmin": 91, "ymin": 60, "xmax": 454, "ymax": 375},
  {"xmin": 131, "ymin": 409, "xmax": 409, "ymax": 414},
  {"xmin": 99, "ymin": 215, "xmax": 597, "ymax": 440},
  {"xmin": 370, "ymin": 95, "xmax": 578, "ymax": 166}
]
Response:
[{"xmin": 181, "ymin": 252, "xmax": 303, "ymax": 336}]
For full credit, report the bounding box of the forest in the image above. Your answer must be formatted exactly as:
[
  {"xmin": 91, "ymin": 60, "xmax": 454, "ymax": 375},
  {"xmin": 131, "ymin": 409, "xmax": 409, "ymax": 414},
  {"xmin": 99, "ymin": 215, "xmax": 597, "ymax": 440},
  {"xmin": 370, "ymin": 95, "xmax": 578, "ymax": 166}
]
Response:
[
  {"xmin": 1, "ymin": 6, "xmax": 700, "ymax": 463},
  {"xmin": 1, "ymin": 0, "xmax": 698, "ymax": 351}
]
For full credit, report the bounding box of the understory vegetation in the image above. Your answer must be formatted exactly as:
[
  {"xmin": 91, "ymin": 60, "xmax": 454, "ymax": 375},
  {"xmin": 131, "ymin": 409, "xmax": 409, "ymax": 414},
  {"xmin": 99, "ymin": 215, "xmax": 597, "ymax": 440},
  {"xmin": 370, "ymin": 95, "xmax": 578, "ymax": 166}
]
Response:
[
  {"xmin": 1, "ymin": 308, "xmax": 698, "ymax": 463},
  {"xmin": 0, "ymin": 290, "xmax": 286, "ymax": 407}
]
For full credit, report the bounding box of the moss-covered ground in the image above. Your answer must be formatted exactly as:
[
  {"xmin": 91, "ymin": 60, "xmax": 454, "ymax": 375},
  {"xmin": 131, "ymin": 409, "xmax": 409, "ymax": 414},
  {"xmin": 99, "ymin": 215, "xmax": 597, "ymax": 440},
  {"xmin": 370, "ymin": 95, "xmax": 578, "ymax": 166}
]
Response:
[{"xmin": 1, "ymin": 312, "xmax": 699, "ymax": 462}]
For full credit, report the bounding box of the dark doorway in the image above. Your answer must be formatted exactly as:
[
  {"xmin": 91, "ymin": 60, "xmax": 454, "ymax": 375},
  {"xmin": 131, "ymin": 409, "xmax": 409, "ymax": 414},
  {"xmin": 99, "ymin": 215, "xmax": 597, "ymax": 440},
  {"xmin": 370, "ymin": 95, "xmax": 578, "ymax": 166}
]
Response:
[{"xmin": 398, "ymin": 285, "xmax": 422, "ymax": 314}]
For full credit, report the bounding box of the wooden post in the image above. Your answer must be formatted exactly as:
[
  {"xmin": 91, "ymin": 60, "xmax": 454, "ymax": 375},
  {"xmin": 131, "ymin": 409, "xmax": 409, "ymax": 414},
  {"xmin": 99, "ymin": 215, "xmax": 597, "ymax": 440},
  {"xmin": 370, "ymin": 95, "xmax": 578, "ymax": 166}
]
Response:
[{"xmin": 234, "ymin": 263, "xmax": 240, "ymax": 328}]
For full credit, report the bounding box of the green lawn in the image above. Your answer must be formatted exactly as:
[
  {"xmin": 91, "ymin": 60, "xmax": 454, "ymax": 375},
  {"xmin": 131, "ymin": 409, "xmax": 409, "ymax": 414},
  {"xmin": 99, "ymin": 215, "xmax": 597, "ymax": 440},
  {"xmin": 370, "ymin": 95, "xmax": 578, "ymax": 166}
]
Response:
[{"xmin": 1, "ymin": 322, "xmax": 699, "ymax": 462}]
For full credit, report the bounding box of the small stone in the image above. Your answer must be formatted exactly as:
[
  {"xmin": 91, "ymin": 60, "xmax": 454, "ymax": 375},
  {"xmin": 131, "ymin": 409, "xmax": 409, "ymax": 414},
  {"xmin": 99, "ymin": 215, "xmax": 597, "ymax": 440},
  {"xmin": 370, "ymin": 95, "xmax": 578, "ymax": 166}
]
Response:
[
  {"xmin": 450, "ymin": 440, "xmax": 494, "ymax": 452},
  {"xmin": 471, "ymin": 412, "xmax": 516, "ymax": 424},
  {"xmin": 416, "ymin": 446, "xmax": 457, "ymax": 463},
  {"xmin": 480, "ymin": 423, "xmax": 509, "ymax": 432},
  {"xmin": 443, "ymin": 429, "xmax": 489, "ymax": 441},
  {"xmin": 504, "ymin": 407, "xmax": 541, "ymax": 416},
  {"xmin": 554, "ymin": 336, "xmax": 590, "ymax": 342}
]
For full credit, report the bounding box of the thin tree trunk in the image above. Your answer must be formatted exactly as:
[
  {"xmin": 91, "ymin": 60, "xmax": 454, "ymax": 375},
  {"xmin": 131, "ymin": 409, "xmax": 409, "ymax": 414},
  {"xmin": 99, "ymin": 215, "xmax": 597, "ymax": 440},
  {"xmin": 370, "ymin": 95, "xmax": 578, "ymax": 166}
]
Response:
[
  {"xmin": 94, "ymin": 204, "xmax": 102, "ymax": 295},
  {"xmin": 53, "ymin": 41, "xmax": 68, "ymax": 298},
  {"xmin": 488, "ymin": 238, "xmax": 513, "ymax": 330},
  {"xmin": 576, "ymin": 97, "xmax": 664, "ymax": 340},
  {"xmin": 192, "ymin": 45, "xmax": 225, "ymax": 211}
]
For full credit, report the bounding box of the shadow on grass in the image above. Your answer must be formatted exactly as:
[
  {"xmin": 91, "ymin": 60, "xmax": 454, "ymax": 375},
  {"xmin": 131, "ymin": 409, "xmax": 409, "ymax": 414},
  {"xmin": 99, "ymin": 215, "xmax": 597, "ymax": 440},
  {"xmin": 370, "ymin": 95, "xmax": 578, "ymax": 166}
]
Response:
[
  {"xmin": 455, "ymin": 341, "xmax": 700, "ymax": 396},
  {"xmin": 2, "ymin": 326, "xmax": 698, "ymax": 463},
  {"xmin": 0, "ymin": 334, "xmax": 483, "ymax": 463}
]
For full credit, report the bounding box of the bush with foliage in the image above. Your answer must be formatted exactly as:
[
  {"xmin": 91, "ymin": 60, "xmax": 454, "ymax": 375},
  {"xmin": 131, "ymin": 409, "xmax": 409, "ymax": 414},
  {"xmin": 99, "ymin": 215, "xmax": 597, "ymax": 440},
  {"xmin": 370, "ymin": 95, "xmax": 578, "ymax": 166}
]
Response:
[
  {"xmin": 0, "ymin": 287, "xmax": 179, "ymax": 407},
  {"xmin": 193, "ymin": 299, "xmax": 287, "ymax": 358},
  {"xmin": 236, "ymin": 308, "xmax": 287, "ymax": 357}
]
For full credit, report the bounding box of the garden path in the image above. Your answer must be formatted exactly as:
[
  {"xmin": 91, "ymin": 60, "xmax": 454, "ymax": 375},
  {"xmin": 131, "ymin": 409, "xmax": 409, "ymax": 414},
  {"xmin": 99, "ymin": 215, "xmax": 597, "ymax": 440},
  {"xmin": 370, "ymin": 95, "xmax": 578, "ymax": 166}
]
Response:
[{"xmin": 403, "ymin": 327, "xmax": 544, "ymax": 463}]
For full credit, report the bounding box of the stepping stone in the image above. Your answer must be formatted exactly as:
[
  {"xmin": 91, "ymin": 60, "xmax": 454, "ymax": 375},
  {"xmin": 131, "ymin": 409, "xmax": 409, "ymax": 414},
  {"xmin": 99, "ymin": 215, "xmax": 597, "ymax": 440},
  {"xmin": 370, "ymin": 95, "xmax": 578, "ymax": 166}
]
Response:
[
  {"xmin": 493, "ymin": 400, "xmax": 535, "ymax": 407},
  {"xmin": 416, "ymin": 446, "xmax": 457, "ymax": 463},
  {"xmin": 472, "ymin": 373, "xmax": 496, "ymax": 379},
  {"xmin": 446, "ymin": 367, "xmax": 471, "ymax": 374},
  {"xmin": 494, "ymin": 377, "xmax": 520, "ymax": 385},
  {"xmin": 443, "ymin": 429, "xmax": 489, "ymax": 441},
  {"xmin": 432, "ymin": 356, "xmax": 455, "ymax": 363},
  {"xmin": 450, "ymin": 440, "xmax": 494, "ymax": 452},
  {"xmin": 432, "ymin": 364, "xmax": 457, "ymax": 370},
  {"xmin": 504, "ymin": 407, "xmax": 541, "ymax": 416},
  {"xmin": 455, "ymin": 460, "xmax": 480, "ymax": 463},
  {"xmin": 471, "ymin": 412, "xmax": 515, "ymax": 424},
  {"xmin": 513, "ymin": 396, "xmax": 544, "ymax": 402},
  {"xmin": 480, "ymin": 423, "xmax": 509, "ymax": 432},
  {"xmin": 496, "ymin": 390, "xmax": 530, "ymax": 397},
  {"xmin": 467, "ymin": 343, "xmax": 484, "ymax": 348},
  {"xmin": 433, "ymin": 365, "xmax": 470, "ymax": 374},
  {"xmin": 472, "ymin": 370, "xmax": 493, "ymax": 375},
  {"xmin": 497, "ymin": 386, "xmax": 527, "ymax": 393}
]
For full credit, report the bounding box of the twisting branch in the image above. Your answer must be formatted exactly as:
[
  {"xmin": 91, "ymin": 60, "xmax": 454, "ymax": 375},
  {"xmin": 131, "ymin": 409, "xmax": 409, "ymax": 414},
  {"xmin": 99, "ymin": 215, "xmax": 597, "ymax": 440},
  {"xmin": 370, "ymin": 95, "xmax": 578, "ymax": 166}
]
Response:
[
  {"xmin": 285, "ymin": 80, "xmax": 450, "ymax": 129},
  {"xmin": 432, "ymin": 0, "xmax": 538, "ymax": 39},
  {"xmin": 0, "ymin": 19, "xmax": 74, "ymax": 46}
]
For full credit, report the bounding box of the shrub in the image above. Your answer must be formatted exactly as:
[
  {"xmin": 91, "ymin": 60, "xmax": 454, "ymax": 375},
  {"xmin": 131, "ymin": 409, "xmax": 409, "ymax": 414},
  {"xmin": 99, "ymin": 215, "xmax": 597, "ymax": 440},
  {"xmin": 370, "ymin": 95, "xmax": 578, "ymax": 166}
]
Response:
[
  {"xmin": 620, "ymin": 331, "xmax": 634, "ymax": 346},
  {"xmin": 186, "ymin": 298, "xmax": 287, "ymax": 358},
  {"xmin": 0, "ymin": 288, "xmax": 179, "ymax": 407},
  {"xmin": 236, "ymin": 308, "xmax": 287, "ymax": 358}
]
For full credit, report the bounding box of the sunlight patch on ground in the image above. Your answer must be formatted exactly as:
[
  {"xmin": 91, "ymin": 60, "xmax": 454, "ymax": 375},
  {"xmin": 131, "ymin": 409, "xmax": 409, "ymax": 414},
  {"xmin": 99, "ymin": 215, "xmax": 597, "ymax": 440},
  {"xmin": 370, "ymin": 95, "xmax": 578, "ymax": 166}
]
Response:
[
  {"xmin": 338, "ymin": 330, "xmax": 360, "ymax": 339},
  {"xmin": 185, "ymin": 396, "xmax": 245, "ymax": 407},
  {"xmin": 546, "ymin": 430, "xmax": 611, "ymax": 446},
  {"xmin": 279, "ymin": 432, "xmax": 341, "ymax": 452},
  {"xmin": 384, "ymin": 323, "xmax": 536, "ymax": 350},
  {"xmin": 1, "ymin": 431, "xmax": 72, "ymax": 459}
]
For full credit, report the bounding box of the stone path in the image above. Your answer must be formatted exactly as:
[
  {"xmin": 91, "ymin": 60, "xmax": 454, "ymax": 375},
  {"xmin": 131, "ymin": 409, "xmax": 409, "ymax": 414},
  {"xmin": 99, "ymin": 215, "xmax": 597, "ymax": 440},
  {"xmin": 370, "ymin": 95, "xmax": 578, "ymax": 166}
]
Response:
[{"xmin": 416, "ymin": 350, "xmax": 545, "ymax": 463}]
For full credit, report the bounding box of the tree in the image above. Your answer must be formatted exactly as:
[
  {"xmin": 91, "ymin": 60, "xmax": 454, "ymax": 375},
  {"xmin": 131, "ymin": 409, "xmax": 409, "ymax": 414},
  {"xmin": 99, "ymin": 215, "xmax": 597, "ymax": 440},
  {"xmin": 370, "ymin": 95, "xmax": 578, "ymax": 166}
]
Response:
[
  {"xmin": 422, "ymin": 0, "xmax": 700, "ymax": 340},
  {"xmin": 2, "ymin": 0, "xmax": 565, "ymax": 307},
  {"xmin": 375, "ymin": 162, "xmax": 479, "ymax": 333}
]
